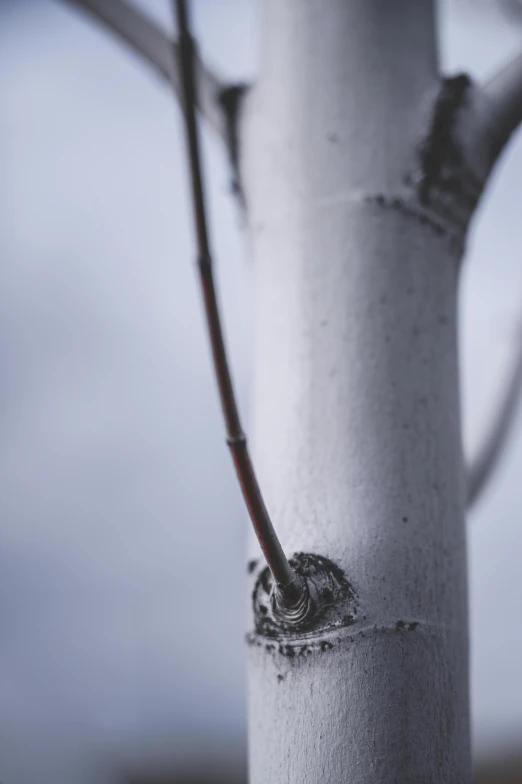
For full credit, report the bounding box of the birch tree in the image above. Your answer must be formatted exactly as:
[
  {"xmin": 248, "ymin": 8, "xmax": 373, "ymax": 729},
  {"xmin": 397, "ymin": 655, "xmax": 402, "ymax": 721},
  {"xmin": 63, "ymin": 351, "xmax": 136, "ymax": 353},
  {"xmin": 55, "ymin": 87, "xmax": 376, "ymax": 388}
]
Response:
[{"xmin": 56, "ymin": 0, "xmax": 522, "ymax": 781}]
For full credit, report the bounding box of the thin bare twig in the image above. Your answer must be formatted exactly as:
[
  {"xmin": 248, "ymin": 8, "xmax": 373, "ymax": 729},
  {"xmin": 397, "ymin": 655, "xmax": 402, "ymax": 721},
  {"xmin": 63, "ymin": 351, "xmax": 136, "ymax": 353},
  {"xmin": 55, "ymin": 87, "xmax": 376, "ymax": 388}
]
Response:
[
  {"xmin": 467, "ymin": 328, "xmax": 522, "ymax": 509},
  {"xmin": 58, "ymin": 0, "xmax": 228, "ymax": 141},
  {"xmin": 173, "ymin": 0, "xmax": 303, "ymax": 606}
]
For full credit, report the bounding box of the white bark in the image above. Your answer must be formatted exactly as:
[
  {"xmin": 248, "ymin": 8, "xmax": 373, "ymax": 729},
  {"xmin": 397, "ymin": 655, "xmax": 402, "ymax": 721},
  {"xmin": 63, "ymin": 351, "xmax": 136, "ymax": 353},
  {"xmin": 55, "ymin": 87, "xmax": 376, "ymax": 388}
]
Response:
[{"xmin": 244, "ymin": 1, "xmax": 471, "ymax": 781}]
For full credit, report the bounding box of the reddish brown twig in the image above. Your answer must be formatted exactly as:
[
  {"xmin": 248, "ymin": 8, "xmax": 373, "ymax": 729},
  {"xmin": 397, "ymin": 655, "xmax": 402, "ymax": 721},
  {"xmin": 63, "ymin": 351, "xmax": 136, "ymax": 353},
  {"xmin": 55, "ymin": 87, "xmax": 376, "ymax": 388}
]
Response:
[{"xmin": 173, "ymin": 0, "xmax": 303, "ymax": 607}]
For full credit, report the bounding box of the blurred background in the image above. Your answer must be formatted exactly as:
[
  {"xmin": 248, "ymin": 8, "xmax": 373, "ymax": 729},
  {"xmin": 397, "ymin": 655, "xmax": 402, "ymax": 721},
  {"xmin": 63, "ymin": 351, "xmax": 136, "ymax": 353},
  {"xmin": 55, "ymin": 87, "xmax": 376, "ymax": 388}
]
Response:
[{"xmin": 1, "ymin": 0, "xmax": 522, "ymax": 781}]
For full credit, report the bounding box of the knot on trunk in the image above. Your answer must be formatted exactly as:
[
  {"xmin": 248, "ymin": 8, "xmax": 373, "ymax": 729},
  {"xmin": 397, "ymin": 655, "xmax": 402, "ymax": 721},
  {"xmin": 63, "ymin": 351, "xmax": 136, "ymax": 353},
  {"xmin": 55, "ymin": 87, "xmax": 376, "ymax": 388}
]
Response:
[{"xmin": 251, "ymin": 553, "xmax": 358, "ymax": 640}]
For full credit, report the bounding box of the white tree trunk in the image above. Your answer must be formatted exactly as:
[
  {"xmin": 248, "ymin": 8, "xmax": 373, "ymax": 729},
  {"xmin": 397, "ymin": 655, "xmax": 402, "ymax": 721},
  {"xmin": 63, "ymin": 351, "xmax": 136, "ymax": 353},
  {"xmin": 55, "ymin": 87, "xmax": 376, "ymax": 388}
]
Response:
[{"xmin": 244, "ymin": 1, "xmax": 471, "ymax": 781}]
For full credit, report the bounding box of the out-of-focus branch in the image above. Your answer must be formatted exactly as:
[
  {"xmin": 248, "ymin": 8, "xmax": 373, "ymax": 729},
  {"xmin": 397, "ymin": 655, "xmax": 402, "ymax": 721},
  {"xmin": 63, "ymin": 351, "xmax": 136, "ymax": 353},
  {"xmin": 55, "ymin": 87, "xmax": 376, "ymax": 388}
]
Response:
[
  {"xmin": 482, "ymin": 50, "xmax": 522, "ymax": 158},
  {"xmin": 448, "ymin": 56, "xmax": 522, "ymax": 509},
  {"xmin": 467, "ymin": 328, "xmax": 522, "ymax": 509},
  {"xmin": 501, "ymin": 0, "xmax": 522, "ymax": 22},
  {"xmin": 461, "ymin": 51, "xmax": 522, "ymax": 183},
  {"xmin": 57, "ymin": 0, "xmax": 229, "ymax": 142}
]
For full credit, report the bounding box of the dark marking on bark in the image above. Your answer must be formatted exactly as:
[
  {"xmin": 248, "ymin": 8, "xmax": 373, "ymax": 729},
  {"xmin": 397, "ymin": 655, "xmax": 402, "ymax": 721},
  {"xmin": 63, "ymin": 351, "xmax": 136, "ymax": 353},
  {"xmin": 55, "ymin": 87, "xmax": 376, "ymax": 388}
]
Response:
[
  {"xmin": 246, "ymin": 636, "xmax": 336, "ymax": 659},
  {"xmin": 218, "ymin": 83, "xmax": 249, "ymax": 203},
  {"xmin": 396, "ymin": 620, "xmax": 420, "ymax": 632},
  {"xmin": 417, "ymin": 74, "xmax": 472, "ymax": 206},
  {"xmin": 364, "ymin": 194, "xmax": 464, "ymax": 251},
  {"xmin": 277, "ymin": 674, "xmax": 285, "ymax": 683},
  {"xmin": 404, "ymin": 72, "xmax": 483, "ymax": 234},
  {"xmin": 260, "ymin": 566, "xmax": 271, "ymax": 594}
]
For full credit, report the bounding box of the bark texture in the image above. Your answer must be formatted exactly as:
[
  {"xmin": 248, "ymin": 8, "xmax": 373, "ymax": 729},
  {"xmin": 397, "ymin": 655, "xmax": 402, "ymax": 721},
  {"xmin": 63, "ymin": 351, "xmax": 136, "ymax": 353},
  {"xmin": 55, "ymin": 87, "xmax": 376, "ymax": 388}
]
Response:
[{"xmin": 244, "ymin": 1, "xmax": 471, "ymax": 781}]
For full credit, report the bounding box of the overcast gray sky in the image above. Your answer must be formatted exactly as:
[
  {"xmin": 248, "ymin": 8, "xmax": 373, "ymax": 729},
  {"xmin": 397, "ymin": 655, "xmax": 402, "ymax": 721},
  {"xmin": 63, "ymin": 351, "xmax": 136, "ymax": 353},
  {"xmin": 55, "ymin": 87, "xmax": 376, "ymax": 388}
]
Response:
[{"xmin": 1, "ymin": 0, "xmax": 522, "ymax": 780}]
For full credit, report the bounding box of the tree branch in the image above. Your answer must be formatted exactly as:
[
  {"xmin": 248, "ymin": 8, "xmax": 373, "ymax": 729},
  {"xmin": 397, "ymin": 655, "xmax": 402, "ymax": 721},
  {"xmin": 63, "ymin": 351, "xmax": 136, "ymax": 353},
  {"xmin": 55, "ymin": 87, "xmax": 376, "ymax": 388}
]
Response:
[
  {"xmin": 466, "ymin": 51, "xmax": 522, "ymax": 178},
  {"xmin": 483, "ymin": 50, "xmax": 522, "ymax": 157},
  {"xmin": 58, "ymin": 0, "xmax": 229, "ymax": 142},
  {"xmin": 466, "ymin": 327, "xmax": 522, "ymax": 509},
  {"xmin": 453, "ymin": 54, "xmax": 522, "ymax": 508}
]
